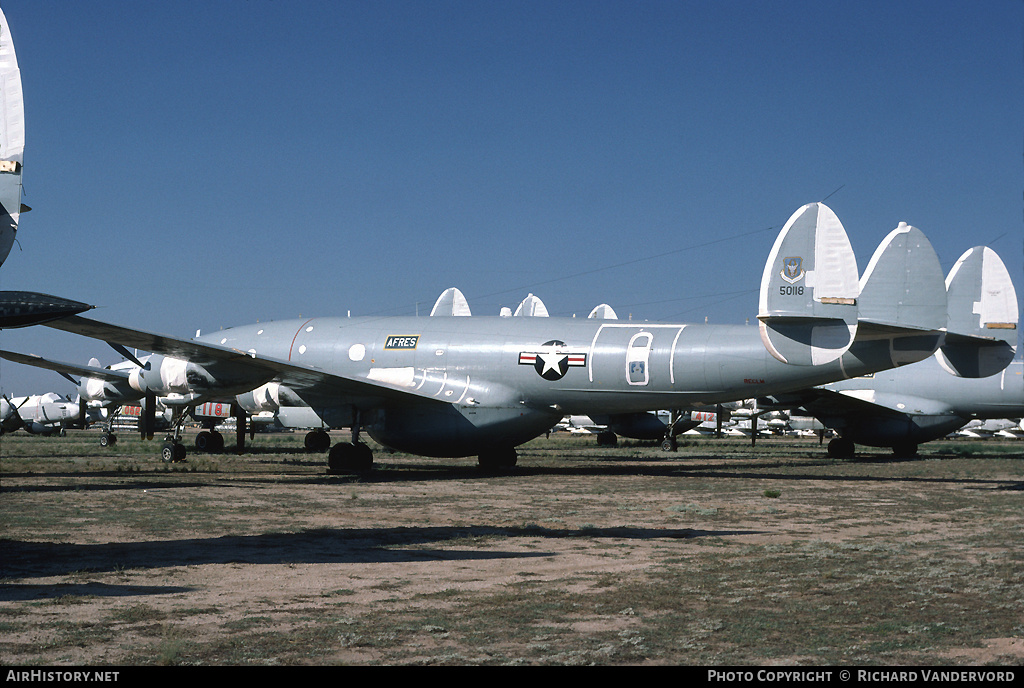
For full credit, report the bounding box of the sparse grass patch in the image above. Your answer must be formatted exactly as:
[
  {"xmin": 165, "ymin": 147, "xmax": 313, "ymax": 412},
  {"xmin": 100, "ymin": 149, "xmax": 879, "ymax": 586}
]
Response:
[{"xmin": 2, "ymin": 432, "xmax": 1022, "ymax": 665}]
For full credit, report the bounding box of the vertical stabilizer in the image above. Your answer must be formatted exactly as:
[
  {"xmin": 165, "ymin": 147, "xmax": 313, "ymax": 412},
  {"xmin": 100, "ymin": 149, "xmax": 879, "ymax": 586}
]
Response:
[
  {"xmin": 514, "ymin": 293, "xmax": 549, "ymax": 317},
  {"xmin": 430, "ymin": 287, "xmax": 472, "ymax": 316},
  {"xmin": 757, "ymin": 203, "xmax": 860, "ymax": 365},
  {"xmin": 937, "ymin": 246, "xmax": 1018, "ymax": 377},
  {"xmin": 587, "ymin": 303, "xmax": 618, "ymax": 319},
  {"xmin": 0, "ymin": 7, "xmax": 22, "ymax": 268},
  {"xmin": 856, "ymin": 222, "xmax": 946, "ymax": 331}
]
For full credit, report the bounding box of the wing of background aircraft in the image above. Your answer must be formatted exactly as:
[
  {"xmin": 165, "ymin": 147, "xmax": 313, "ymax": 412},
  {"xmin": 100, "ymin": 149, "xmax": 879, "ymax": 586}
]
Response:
[{"xmin": 0, "ymin": 349, "xmax": 131, "ymax": 385}]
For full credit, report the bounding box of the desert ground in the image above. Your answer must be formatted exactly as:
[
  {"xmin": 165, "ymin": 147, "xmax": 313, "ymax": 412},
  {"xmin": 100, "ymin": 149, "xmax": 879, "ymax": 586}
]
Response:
[{"xmin": 1, "ymin": 429, "xmax": 1022, "ymax": 666}]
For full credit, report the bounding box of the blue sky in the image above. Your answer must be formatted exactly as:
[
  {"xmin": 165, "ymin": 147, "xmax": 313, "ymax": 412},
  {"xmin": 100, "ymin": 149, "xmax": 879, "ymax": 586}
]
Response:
[{"xmin": 0, "ymin": 0, "xmax": 1021, "ymax": 395}]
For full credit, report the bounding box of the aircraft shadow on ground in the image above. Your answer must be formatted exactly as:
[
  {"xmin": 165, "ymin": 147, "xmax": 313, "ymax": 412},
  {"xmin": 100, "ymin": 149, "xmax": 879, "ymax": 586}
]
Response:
[
  {"xmin": 0, "ymin": 523, "xmax": 760, "ymax": 594},
  {"xmin": 3, "ymin": 453, "xmax": 1022, "ymax": 493}
]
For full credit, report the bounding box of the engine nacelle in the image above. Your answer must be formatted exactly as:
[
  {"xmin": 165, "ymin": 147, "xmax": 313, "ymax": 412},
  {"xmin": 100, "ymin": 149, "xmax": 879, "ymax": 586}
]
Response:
[
  {"xmin": 235, "ymin": 382, "xmax": 304, "ymax": 414},
  {"xmin": 128, "ymin": 354, "xmax": 214, "ymax": 396},
  {"xmin": 83, "ymin": 376, "xmax": 136, "ymax": 404}
]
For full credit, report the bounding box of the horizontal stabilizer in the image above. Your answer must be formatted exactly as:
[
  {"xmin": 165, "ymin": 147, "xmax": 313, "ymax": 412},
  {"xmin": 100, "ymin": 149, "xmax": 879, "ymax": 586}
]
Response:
[
  {"xmin": 937, "ymin": 246, "xmax": 1018, "ymax": 377},
  {"xmin": 758, "ymin": 203, "xmax": 859, "ymax": 365},
  {"xmin": 430, "ymin": 287, "xmax": 471, "ymax": 316}
]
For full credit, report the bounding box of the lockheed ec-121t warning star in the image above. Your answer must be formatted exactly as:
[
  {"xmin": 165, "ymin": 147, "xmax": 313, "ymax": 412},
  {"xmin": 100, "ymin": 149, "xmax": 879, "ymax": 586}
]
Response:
[{"xmin": 1, "ymin": 203, "xmax": 1014, "ymax": 471}]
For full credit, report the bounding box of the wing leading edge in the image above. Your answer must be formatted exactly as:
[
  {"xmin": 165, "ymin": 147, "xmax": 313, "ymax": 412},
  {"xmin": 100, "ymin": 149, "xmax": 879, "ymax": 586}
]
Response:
[{"xmin": 41, "ymin": 314, "xmax": 449, "ymax": 409}]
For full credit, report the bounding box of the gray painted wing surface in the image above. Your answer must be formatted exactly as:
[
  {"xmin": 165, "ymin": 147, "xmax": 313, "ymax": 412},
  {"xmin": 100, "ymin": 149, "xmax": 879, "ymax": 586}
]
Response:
[{"xmin": 43, "ymin": 315, "xmax": 451, "ymax": 409}]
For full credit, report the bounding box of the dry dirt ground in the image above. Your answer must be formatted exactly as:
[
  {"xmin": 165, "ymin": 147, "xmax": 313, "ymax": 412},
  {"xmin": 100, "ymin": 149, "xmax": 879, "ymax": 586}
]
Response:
[{"xmin": 1, "ymin": 430, "xmax": 1022, "ymax": 666}]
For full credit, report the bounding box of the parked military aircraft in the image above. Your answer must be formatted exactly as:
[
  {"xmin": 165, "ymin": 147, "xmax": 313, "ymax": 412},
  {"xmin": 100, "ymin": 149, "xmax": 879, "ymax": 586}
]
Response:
[
  {"xmin": 0, "ymin": 7, "xmax": 26, "ymax": 268},
  {"xmin": 0, "ymin": 349, "xmax": 310, "ymax": 455},
  {"xmin": 760, "ymin": 245, "xmax": 1020, "ymax": 458},
  {"xmin": 0, "ymin": 392, "xmax": 84, "ymax": 436},
  {"xmin": 0, "ymin": 203, "xmax": 1009, "ymax": 471},
  {"xmin": 952, "ymin": 418, "xmax": 1024, "ymax": 440}
]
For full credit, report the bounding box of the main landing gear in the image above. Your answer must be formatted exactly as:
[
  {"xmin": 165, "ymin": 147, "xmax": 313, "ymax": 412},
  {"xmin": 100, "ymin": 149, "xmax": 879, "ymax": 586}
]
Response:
[
  {"xmin": 827, "ymin": 437, "xmax": 855, "ymax": 459},
  {"xmin": 826, "ymin": 437, "xmax": 920, "ymax": 460},
  {"xmin": 327, "ymin": 413, "xmax": 373, "ymax": 472},
  {"xmin": 161, "ymin": 404, "xmax": 249, "ymax": 463},
  {"xmin": 304, "ymin": 428, "xmax": 331, "ymax": 452},
  {"xmin": 161, "ymin": 407, "xmax": 191, "ymax": 463},
  {"xmin": 660, "ymin": 409, "xmax": 686, "ymax": 452},
  {"xmin": 477, "ymin": 447, "xmax": 518, "ymax": 471}
]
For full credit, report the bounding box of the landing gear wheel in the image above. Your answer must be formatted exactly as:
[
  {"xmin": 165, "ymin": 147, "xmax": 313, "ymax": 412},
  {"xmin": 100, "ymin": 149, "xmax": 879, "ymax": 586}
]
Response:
[
  {"xmin": 661, "ymin": 437, "xmax": 678, "ymax": 452},
  {"xmin": 327, "ymin": 442, "xmax": 374, "ymax": 472},
  {"xmin": 192, "ymin": 430, "xmax": 225, "ymax": 453},
  {"xmin": 195, "ymin": 431, "xmax": 218, "ymax": 452},
  {"xmin": 161, "ymin": 441, "xmax": 187, "ymax": 463},
  {"xmin": 305, "ymin": 429, "xmax": 331, "ymax": 452},
  {"xmin": 478, "ymin": 447, "xmax": 518, "ymax": 471},
  {"xmin": 827, "ymin": 437, "xmax": 855, "ymax": 459},
  {"xmin": 892, "ymin": 442, "xmax": 918, "ymax": 458},
  {"xmin": 596, "ymin": 431, "xmax": 618, "ymax": 447},
  {"xmin": 99, "ymin": 433, "xmax": 117, "ymax": 448}
]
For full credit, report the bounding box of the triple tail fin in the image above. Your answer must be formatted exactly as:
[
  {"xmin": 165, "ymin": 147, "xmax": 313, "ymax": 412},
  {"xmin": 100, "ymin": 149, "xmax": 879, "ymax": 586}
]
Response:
[
  {"xmin": 758, "ymin": 203, "xmax": 860, "ymax": 365},
  {"xmin": 853, "ymin": 221, "xmax": 947, "ymax": 366},
  {"xmin": 937, "ymin": 246, "xmax": 1018, "ymax": 377}
]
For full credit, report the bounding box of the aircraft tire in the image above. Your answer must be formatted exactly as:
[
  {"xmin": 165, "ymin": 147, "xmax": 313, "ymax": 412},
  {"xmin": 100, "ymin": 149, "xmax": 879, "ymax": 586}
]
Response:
[
  {"xmin": 162, "ymin": 442, "xmax": 188, "ymax": 463},
  {"xmin": 827, "ymin": 437, "xmax": 855, "ymax": 459},
  {"xmin": 99, "ymin": 433, "xmax": 117, "ymax": 448},
  {"xmin": 478, "ymin": 447, "xmax": 517, "ymax": 471},
  {"xmin": 195, "ymin": 431, "xmax": 214, "ymax": 452},
  {"xmin": 892, "ymin": 442, "xmax": 918, "ymax": 459},
  {"xmin": 194, "ymin": 431, "xmax": 224, "ymax": 453},
  {"xmin": 305, "ymin": 429, "xmax": 331, "ymax": 452},
  {"xmin": 327, "ymin": 442, "xmax": 373, "ymax": 472},
  {"xmin": 661, "ymin": 437, "xmax": 678, "ymax": 452},
  {"xmin": 596, "ymin": 431, "xmax": 617, "ymax": 447}
]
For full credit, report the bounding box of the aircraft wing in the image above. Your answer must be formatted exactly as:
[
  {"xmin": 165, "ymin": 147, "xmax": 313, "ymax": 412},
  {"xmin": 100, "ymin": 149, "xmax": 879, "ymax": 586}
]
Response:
[
  {"xmin": 781, "ymin": 386, "xmax": 955, "ymax": 421},
  {"xmin": 0, "ymin": 349, "xmax": 131, "ymax": 383},
  {"xmin": 42, "ymin": 315, "xmax": 447, "ymax": 408}
]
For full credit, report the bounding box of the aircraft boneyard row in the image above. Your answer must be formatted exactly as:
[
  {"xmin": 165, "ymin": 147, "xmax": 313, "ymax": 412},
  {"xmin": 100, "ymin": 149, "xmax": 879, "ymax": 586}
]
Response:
[{"xmin": 2, "ymin": 202, "xmax": 1015, "ymax": 471}]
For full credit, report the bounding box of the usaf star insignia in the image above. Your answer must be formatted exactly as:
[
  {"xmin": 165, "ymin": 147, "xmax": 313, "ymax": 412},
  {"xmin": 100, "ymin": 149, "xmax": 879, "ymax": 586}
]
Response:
[{"xmin": 519, "ymin": 340, "xmax": 587, "ymax": 381}]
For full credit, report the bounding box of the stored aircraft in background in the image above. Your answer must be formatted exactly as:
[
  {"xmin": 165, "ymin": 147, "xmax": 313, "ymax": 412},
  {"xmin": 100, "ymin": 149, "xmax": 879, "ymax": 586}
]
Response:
[
  {"xmin": 759, "ymin": 246, "xmax": 1020, "ymax": 458},
  {"xmin": 0, "ymin": 349, "xmax": 326, "ymax": 455},
  {"xmin": 952, "ymin": 418, "xmax": 1024, "ymax": 440},
  {"xmin": 766, "ymin": 355, "xmax": 1023, "ymax": 458},
  {"xmin": 0, "ymin": 7, "xmax": 26, "ymax": 268},
  {"xmin": 1, "ymin": 203, "xmax": 1014, "ymax": 471},
  {"xmin": 0, "ymin": 392, "xmax": 85, "ymax": 436}
]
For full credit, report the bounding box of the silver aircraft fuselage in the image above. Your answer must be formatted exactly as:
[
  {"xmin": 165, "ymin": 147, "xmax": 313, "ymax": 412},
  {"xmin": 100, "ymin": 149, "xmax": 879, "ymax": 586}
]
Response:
[{"xmin": 198, "ymin": 314, "xmax": 931, "ymax": 455}]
